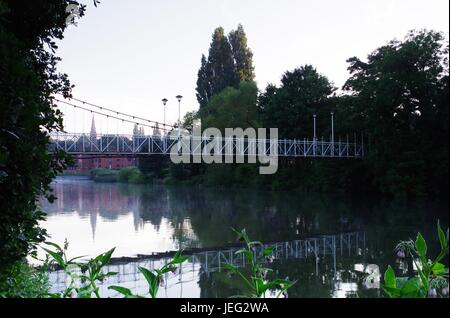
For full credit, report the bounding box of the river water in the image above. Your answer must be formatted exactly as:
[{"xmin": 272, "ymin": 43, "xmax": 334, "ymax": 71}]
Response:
[{"xmin": 39, "ymin": 176, "xmax": 448, "ymax": 298}]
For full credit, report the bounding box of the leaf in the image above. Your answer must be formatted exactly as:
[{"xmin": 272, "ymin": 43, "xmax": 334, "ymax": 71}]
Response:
[
  {"xmin": 160, "ymin": 265, "xmax": 176, "ymax": 274},
  {"xmin": 109, "ymin": 286, "xmax": 133, "ymax": 297},
  {"xmin": 138, "ymin": 267, "xmax": 157, "ymax": 285},
  {"xmin": 384, "ymin": 265, "xmax": 396, "ymax": 289},
  {"xmin": 67, "ymin": 255, "xmax": 87, "ymax": 264},
  {"xmin": 437, "ymin": 221, "xmax": 447, "ymax": 250},
  {"xmin": 248, "ymin": 241, "xmax": 263, "ymax": 247},
  {"xmin": 43, "ymin": 248, "xmax": 65, "ymax": 269},
  {"xmin": 99, "ymin": 247, "xmax": 115, "ymax": 266},
  {"xmin": 382, "ymin": 286, "xmax": 401, "ymax": 298},
  {"xmin": 416, "ymin": 266, "xmax": 429, "ymax": 290},
  {"xmin": 43, "ymin": 241, "xmax": 64, "ymax": 253},
  {"xmin": 263, "ymin": 247, "xmax": 274, "ymax": 257},
  {"xmin": 105, "ymin": 271, "xmax": 118, "ymax": 277},
  {"xmin": 170, "ymin": 254, "xmax": 189, "ymax": 265},
  {"xmin": 395, "ymin": 277, "xmax": 409, "ymax": 290},
  {"xmin": 232, "ymin": 228, "xmax": 250, "ymax": 245},
  {"xmin": 234, "ymin": 248, "xmax": 247, "ymax": 255},
  {"xmin": 400, "ymin": 277, "xmax": 422, "ymax": 296},
  {"xmin": 415, "ymin": 233, "xmax": 427, "ymax": 260},
  {"xmin": 139, "ymin": 266, "xmax": 160, "ymax": 297},
  {"xmin": 430, "ymin": 262, "xmax": 447, "ymax": 276},
  {"xmin": 242, "ymin": 250, "xmax": 254, "ymax": 262},
  {"xmin": 223, "ymin": 263, "xmax": 239, "ymax": 273}
]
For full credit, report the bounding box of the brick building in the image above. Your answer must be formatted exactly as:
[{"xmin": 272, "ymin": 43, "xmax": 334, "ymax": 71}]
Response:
[{"xmin": 65, "ymin": 116, "xmax": 137, "ymax": 173}]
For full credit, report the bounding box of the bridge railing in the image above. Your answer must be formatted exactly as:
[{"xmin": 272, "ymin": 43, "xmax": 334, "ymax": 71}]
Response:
[{"xmin": 48, "ymin": 133, "xmax": 364, "ymax": 158}]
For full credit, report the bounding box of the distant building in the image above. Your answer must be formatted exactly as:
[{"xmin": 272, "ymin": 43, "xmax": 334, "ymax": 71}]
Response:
[
  {"xmin": 66, "ymin": 156, "xmax": 137, "ymax": 173},
  {"xmin": 65, "ymin": 116, "xmax": 137, "ymax": 173}
]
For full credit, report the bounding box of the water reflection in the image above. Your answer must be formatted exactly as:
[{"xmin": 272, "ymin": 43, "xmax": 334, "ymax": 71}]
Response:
[
  {"xmin": 41, "ymin": 176, "xmax": 448, "ymax": 298},
  {"xmin": 49, "ymin": 232, "xmax": 372, "ymax": 298}
]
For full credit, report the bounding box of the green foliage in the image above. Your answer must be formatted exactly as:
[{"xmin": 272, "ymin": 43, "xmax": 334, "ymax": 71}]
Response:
[
  {"xmin": 91, "ymin": 167, "xmax": 155, "ymax": 184},
  {"xmin": 42, "ymin": 241, "xmax": 189, "ymax": 298},
  {"xmin": 117, "ymin": 166, "xmax": 149, "ymax": 183},
  {"xmin": 128, "ymin": 169, "xmax": 147, "ymax": 184},
  {"xmin": 201, "ymin": 81, "xmax": 260, "ymax": 131},
  {"xmin": 181, "ymin": 110, "xmax": 199, "ymax": 133},
  {"xmin": 382, "ymin": 221, "xmax": 449, "ymax": 298},
  {"xmin": 343, "ymin": 30, "xmax": 449, "ymax": 198},
  {"xmin": 196, "ymin": 25, "xmax": 255, "ymax": 109},
  {"xmin": 0, "ymin": 259, "xmax": 50, "ymax": 298},
  {"xmin": 117, "ymin": 166, "xmax": 138, "ymax": 182},
  {"xmin": 229, "ymin": 24, "xmax": 255, "ymax": 83},
  {"xmin": 194, "ymin": 29, "xmax": 448, "ymax": 199},
  {"xmin": 44, "ymin": 241, "xmax": 117, "ymax": 298},
  {"xmin": 0, "ymin": 0, "xmax": 83, "ymax": 275},
  {"xmin": 259, "ymin": 65, "xmax": 335, "ymax": 139},
  {"xmin": 109, "ymin": 251, "xmax": 189, "ymax": 298},
  {"xmin": 224, "ymin": 229, "xmax": 296, "ymax": 298},
  {"xmin": 90, "ymin": 168, "xmax": 118, "ymax": 182}
]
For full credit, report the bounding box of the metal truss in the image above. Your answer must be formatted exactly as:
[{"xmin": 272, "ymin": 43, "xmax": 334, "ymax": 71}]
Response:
[{"xmin": 49, "ymin": 133, "xmax": 364, "ymax": 158}]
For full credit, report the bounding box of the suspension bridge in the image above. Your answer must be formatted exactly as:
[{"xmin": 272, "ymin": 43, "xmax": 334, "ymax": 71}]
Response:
[
  {"xmin": 48, "ymin": 97, "xmax": 365, "ymax": 159},
  {"xmin": 48, "ymin": 231, "xmax": 366, "ymax": 297}
]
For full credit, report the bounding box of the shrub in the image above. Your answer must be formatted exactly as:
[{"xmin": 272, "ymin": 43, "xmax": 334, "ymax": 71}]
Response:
[
  {"xmin": 90, "ymin": 168, "xmax": 118, "ymax": 183},
  {"xmin": 117, "ymin": 166, "xmax": 139, "ymax": 183},
  {"xmin": 0, "ymin": 259, "xmax": 50, "ymax": 298},
  {"xmin": 128, "ymin": 169, "xmax": 146, "ymax": 184}
]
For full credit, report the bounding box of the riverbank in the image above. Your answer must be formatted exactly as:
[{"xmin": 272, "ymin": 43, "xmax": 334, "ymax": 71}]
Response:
[{"xmin": 68, "ymin": 167, "xmax": 164, "ymax": 184}]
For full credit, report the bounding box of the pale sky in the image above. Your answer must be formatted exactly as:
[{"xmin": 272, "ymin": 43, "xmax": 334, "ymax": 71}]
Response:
[{"xmin": 56, "ymin": 0, "xmax": 449, "ymax": 134}]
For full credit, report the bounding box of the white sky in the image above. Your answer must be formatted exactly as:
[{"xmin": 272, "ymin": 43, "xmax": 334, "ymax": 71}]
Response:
[{"xmin": 56, "ymin": 0, "xmax": 449, "ymax": 134}]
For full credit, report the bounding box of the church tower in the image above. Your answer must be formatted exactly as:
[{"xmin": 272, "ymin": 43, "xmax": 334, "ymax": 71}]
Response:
[{"xmin": 90, "ymin": 115, "xmax": 97, "ymax": 139}]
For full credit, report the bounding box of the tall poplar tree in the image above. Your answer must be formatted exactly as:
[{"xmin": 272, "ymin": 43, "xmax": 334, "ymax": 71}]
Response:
[
  {"xmin": 229, "ymin": 24, "xmax": 255, "ymax": 82},
  {"xmin": 196, "ymin": 25, "xmax": 255, "ymax": 109}
]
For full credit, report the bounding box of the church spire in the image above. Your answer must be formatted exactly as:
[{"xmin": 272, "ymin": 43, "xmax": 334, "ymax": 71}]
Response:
[{"xmin": 90, "ymin": 115, "xmax": 97, "ymax": 139}]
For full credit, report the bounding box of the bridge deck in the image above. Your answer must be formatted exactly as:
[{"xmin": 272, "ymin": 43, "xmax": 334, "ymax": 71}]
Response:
[{"xmin": 49, "ymin": 133, "xmax": 364, "ymax": 158}]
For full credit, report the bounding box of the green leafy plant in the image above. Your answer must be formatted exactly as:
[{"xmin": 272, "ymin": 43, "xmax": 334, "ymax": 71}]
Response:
[
  {"xmin": 224, "ymin": 228, "xmax": 296, "ymax": 298},
  {"xmin": 383, "ymin": 221, "xmax": 449, "ymax": 298},
  {"xmin": 43, "ymin": 241, "xmax": 117, "ymax": 298},
  {"xmin": 0, "ymin": 259, "xmax": 50, "ymax": 298},
  {"xmin": 109, "ymin": 251, "xmax": 189, "ymax": 298}
]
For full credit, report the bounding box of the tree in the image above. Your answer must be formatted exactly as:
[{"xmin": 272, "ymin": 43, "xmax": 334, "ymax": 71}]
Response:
[
  {"xmin": 343, "ymin": 29, "xmax": 449, "ymax": 197},
  {"xmin": 181, "ymin": 111, "xmax": 199, "ymax": 133},
  {"xmin": 259, "ymin": 65, "xmax": 335, "ymax": 139},
  {"xmin": 206, "ymin": 27, "xmax": 236, "ymax": 103},
  {"xmin": 0, "ymin": 0, "xmax": 84, "ymax": 273},
  {"xmin": 229, "ymin": 24, "xmax": 255, "ymax": 82},
  {"xmin": 196, "ymin": 55, "xmax": 212, "ymax": 109},
  {"xmin": 201, "ymin": 81, "xmax": 259, "ymax": 132},
  {"xmin": 196, "ymin": 25, "xmax": 255, "ymax": 109}
]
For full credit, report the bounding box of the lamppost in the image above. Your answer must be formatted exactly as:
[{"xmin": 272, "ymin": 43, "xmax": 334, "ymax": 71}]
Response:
[
  {"xmin": 331, "ymin": 112, "xmax": 334, "ymax": 156},
  {"xmin": 162, "ymin": 98, "xmax": 168, "ymax": 132},
  {"xmin": 313, "ymin": 114, "xmax": 317, "ymax": 141},
  {"xmin": 313, "ymin": 114, "xmax": 317, "ymax": 156},
  {"xmin": 176, "ymin": 95, "xmax": 183, "ymax": 135}
]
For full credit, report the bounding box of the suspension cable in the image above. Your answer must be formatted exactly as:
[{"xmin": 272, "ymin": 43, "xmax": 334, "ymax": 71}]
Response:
[
  {"xmin": 54, "ymin": 99, "xmax": 172, "ymax": 132},
  {"xmin": 57, "ymin": 95, "xmax": 178, "ymax": 129}
]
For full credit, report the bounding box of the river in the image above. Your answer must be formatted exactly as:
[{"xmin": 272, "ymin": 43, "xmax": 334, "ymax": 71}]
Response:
[{"xmin": 39, "ymin": 176, "xmax": 448, "ymax": 298}]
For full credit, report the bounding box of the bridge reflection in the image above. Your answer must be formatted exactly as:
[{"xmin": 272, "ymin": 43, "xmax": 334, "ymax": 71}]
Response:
[{"xmin": 48, "ymin": 231, "xmax": 366, "ymax": 298}]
